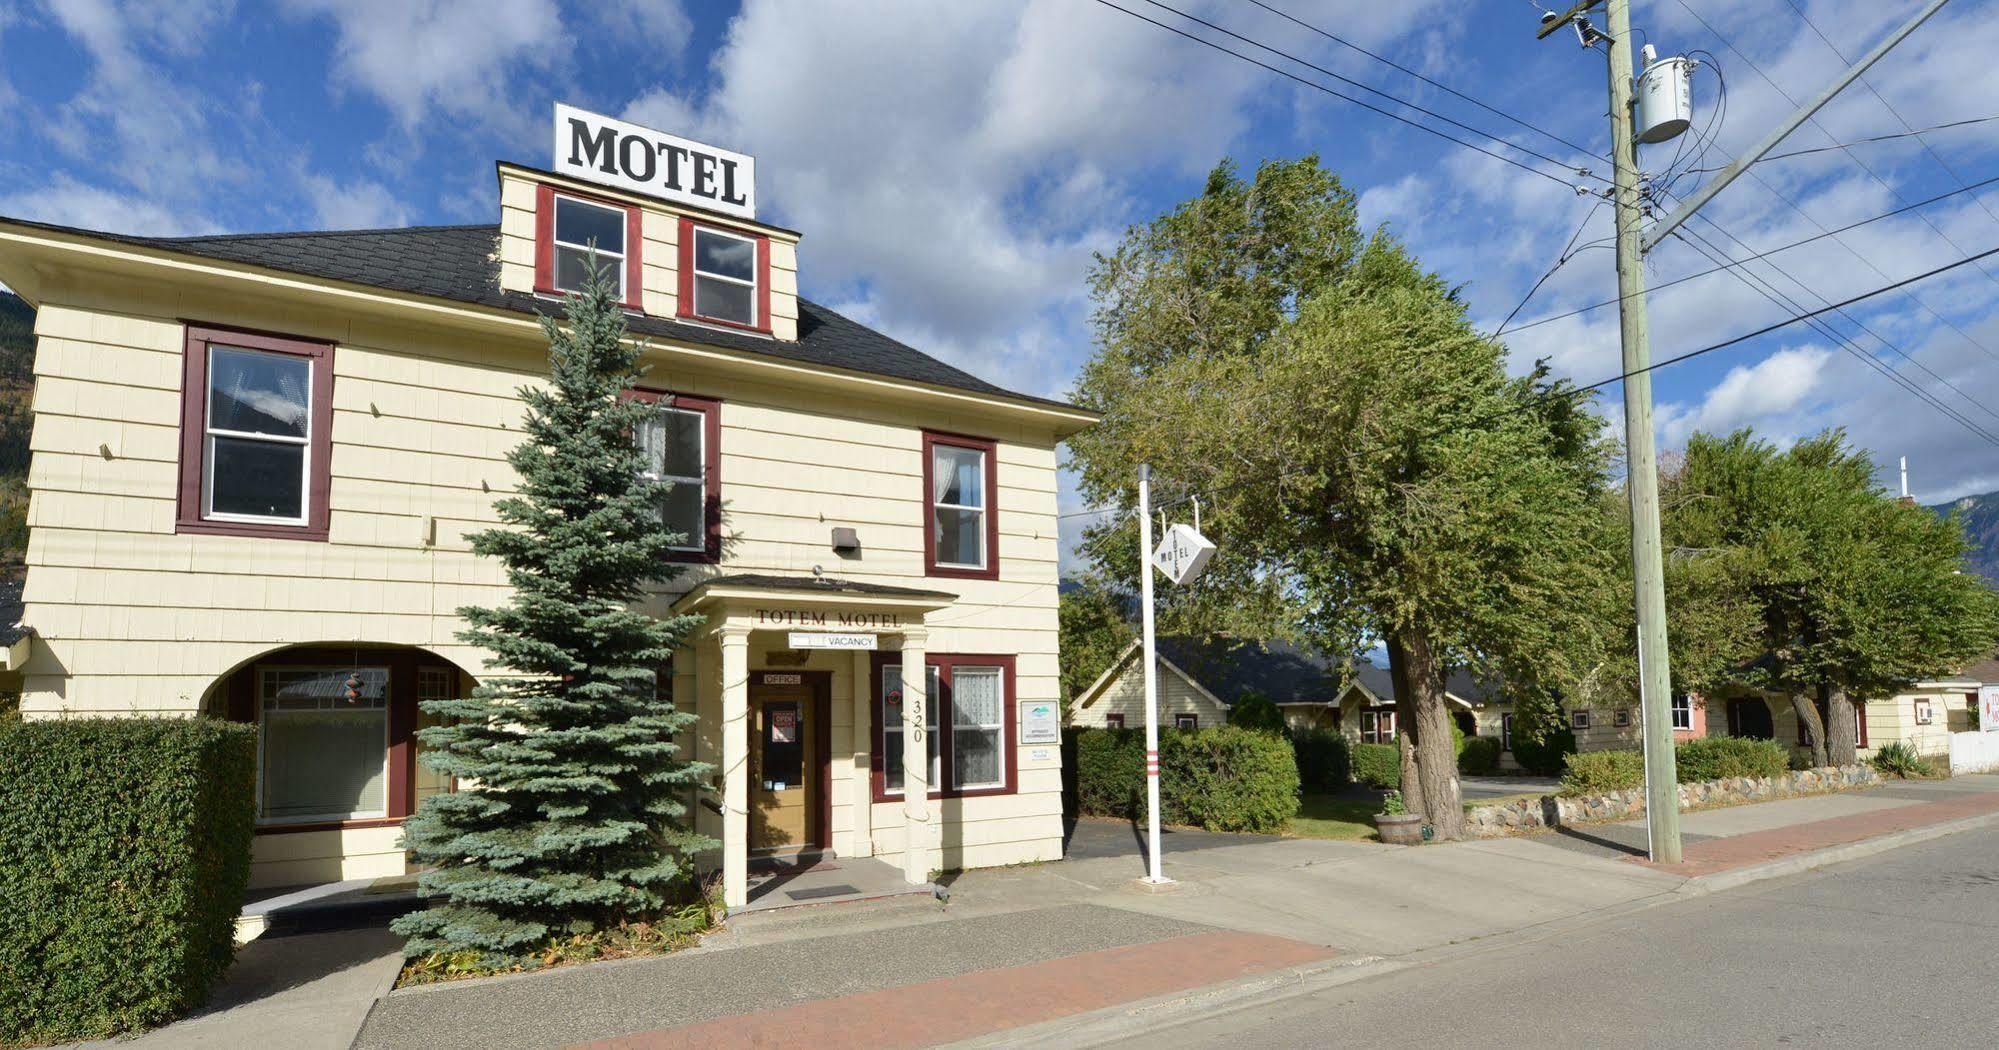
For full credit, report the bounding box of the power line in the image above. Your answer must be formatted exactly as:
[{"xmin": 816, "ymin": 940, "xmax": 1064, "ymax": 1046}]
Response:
[
  {"xmin": 1499, "ymin": 197, "xmax": 1605, "ymax": 335},
  {"xmin": 1500, "ymin": 173, "xmax": 1999, "ymax": 335},
  {"xmin": 1672, "ymin": 0, "xmax": 1999, "ymax": 292},
  {"xmin": 1663, "ymin": 217, "xmax": 1999, "ymax": 446},
  {"xmin": 1064, "ymin": 244, "xmax": 1999, "ymax": 525},
  {"xmin": 1777, "ymin": 0, "xmax": 1999, "ymax": 241},
  {"xmin": 1685, "ymin": 114, "xmax": 1999, "ymax": 171},
  {"xmin": 1086, "ymin": 0, "xmax": 1601, "ymax": 193},
  {"xmin": 1244, "ymin": 0, "xmax": 1607, "ymax": 161},
  {"xmin": 1129, "ymin": 0, "xmax": 1610, "ymax": 184}
]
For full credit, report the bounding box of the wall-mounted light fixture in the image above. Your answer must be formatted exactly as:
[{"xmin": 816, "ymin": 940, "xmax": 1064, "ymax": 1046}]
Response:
[{"xmin": 831, "ymin": 526, "xmax": 860, "ymax": 557}]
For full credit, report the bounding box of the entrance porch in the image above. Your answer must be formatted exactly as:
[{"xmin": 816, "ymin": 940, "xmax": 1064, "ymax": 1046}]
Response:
[{"xmin": 672, "ymin": 574, "xmax": 956, "ymax": 910}]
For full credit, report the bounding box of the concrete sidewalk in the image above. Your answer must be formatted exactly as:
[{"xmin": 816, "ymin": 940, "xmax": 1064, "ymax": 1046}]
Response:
[{"xmin": 108, "ymin": 774, "xmax": 1999, "ymax": 1050}]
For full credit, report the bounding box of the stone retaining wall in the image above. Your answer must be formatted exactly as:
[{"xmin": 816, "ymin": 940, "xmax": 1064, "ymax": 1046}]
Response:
[{"xmin": 1464, "ymin": 765, "xmax": 1882, "ymax": 838}]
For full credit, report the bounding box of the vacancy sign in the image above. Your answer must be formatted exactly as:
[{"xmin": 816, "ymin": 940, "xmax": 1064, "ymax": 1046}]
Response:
[
  {"xmin": 1151, "ymin": 523, "xmax": 1216, "ymax": 585},
  {"xmin": 1981, "ymin": 685, "xmax": 1999, "ymax": 733},
  {"xmin": 553, "ymin": 103, "xmax": 757, "ymax": 220},
  {"xmin": 789, "ymin": 632, "xmax": 877, "ymax": 651}
]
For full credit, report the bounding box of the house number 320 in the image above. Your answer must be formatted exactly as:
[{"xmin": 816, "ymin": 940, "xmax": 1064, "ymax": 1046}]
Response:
[{"xmin": 907, "ymin": 700, "xmax": 923, "ymax": 741}]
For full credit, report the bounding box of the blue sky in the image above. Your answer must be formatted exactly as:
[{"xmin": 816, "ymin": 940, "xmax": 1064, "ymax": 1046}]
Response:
[{"xmin": 4, "ymin": 0, "xmax": 1998, "ymax": 535}]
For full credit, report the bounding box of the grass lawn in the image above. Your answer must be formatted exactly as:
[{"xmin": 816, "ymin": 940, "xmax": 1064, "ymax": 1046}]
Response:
[
  {"xmin": 1290, "ymin": 793, "xmax": 1383, "ymax": 841},
  {"xmin": 1290, "ymin": 789, "xmax": 1554, "ymax": 841}
]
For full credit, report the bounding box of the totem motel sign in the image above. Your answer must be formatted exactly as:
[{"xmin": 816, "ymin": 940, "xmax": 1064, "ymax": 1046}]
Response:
[{"xmin": 1134, "ymin": 463, "xmax": 1218, "ymax": 887}]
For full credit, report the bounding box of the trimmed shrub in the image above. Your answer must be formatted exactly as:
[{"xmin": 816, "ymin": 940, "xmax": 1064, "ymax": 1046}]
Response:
[
  {"xmin": 1351, "ymin": 742, "xmax": 1400, "ymax": 789},
  {"xmin": 1292, "ymin": 726, "xmax": 1351, "ymax": 791},
  {"xmin": 1510, "ymin": 725, "xmax": 1577, "ymax": 776},
  {"xmin": 1070, "ymin": 726, "xmax": 1147, "ymax": 819},
  {"xmin": 1560, "ymin": 749, "xmax": 1645, "ymax": 796},
  {"xmin": 1, "ymin": 717, "xmax": 258, "ymax": 1044},
  {"xmin": 1458, "ymin": 735, "xmax": 1502, "ymax": 776},
  {"xmin": 1227, "ymin": 691, "xmax": 1288, "ymax": 735},
  {"xmin": 1160, "ymin": 726, "xmax": 1300, "ymax": 833},
  {"xmin": 1675, "ymin": 736, "xmax": 1787, "ymax": 783}
]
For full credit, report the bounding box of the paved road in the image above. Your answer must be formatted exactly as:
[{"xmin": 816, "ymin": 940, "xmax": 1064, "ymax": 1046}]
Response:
[{"xmin": 1111, "ymin": 824, "xmax": 1999, "ymax": 1049}]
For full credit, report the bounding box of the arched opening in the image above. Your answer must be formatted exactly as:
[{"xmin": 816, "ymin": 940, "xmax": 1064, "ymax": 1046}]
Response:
[
  {"xmin": 1725, "ymin": 696, "xmax": 1775, "ymax": 740},
  {"xmin": 205, "ymin": 644, "xmax": 477, "ymax": 832}
]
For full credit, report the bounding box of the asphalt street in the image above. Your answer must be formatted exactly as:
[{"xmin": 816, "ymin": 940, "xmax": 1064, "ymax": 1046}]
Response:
[{"xmin": 1112, "ymin": 823, "xmax": 1999, "ymax": 1049}]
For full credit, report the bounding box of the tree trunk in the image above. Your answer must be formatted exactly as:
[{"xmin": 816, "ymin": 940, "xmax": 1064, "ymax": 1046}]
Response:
[
  {"xmin": 1385, "ymin": 635, "xmax": 1426, "ymax": 818},
  {"xmin": 1390, "ymin": 625, "xmax": 1464, "ymax": 840},
  {"xmin": 1791, "ymin": 691, "xmax": 1827, "ymax": 767},
  {"xmin": 1824, "ymin": 682, "xmax": 1857, "ymax": 767}
]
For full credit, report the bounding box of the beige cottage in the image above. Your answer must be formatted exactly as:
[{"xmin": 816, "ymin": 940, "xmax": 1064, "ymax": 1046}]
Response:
[{"xmin": 0, "ymin": 141, "xmax": 1095, "ymax": 906}]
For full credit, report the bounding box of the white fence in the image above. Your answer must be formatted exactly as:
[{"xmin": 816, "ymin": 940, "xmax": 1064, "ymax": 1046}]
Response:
[{"xmin": 1948, "ymin": 730, "xmax": 1999, "ymax": 776}]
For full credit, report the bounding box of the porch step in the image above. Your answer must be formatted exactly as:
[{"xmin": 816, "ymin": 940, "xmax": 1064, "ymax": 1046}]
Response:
[{"xmin": 238, "ymin": 876, "xmax": 422, "ymax": 944}]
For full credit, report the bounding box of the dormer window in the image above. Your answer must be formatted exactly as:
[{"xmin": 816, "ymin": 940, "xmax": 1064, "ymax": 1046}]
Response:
[
  {"xmin": 678, "ymin": 218, "xmax": 769, "ymax": 332},
  {"xmin": 534, "ymin": 184, "xmax": 641, "ymax": 309}
]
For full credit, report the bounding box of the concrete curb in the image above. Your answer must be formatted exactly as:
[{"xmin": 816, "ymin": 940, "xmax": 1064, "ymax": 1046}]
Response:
[{"xmin": 1674, "ymin": 807, "xmax": 1999, "ymax": 896}]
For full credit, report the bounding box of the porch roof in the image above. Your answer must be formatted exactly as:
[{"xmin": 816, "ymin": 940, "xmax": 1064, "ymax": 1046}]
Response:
[{"xmin": 671, "ymin": 573, "xmax": 958, "ymax": 617}]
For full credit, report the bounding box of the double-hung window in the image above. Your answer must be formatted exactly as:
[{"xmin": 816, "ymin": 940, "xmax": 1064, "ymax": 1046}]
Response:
[
  {"xmin": 689, "ymin": 226, "xmax": 759, "ymax": 326},
  {"xmin": 535, "ymin": 185, "xmax": 640, "ymax": 308},
  {"xmin": 628, "ymin": 390, "xmax": 720, "ymax": 561},
  {"xmin": 177, "ymin": 326, "xmax": 333, "ymax": 540},
  {"xmin": 924, "ymin": 432, "xmax": 998, "ymax": 578},
  {"xmin": 1670, "ymin": 693, "xmax": 1693, "ymax": 731},
  {"xmin": 875, "ymin": 654, "xmax": 1017, "ymax": 799}
]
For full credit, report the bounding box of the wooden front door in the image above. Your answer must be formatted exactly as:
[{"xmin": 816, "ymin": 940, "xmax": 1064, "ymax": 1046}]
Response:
[{"xmin": 749, "ymin": 680, "xmax": 822, "ymax": 854}]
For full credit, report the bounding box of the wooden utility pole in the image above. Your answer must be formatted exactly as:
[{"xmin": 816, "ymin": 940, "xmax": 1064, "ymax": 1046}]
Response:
[{"xmin": 1541, "ymin": 0, "xmax": 1681, "ymax": 862}]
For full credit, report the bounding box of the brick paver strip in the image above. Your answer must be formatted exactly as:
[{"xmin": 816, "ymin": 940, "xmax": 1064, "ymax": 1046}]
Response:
[
  {"xmin": 1635, "ymin": 790, "xmax": 1999, "ymax": 878},
  {"xmin": 569, "ymin": 929, "xmax": 1335, "ymax": 1050}
]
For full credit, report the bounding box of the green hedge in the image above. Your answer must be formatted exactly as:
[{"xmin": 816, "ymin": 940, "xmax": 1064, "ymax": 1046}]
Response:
[
  {"xmin": 1351, "ymin": 742, "xmax": 1400, "ymax": 789},
  {"xmin": 1510, "ymin": 725, "xmax": 1576, "ymax": 776},
  {"xmin": 1559, "ymin": 749, "xmax": 1645, "ymax": 796},
  {"xmin": 1675, "ymin": 736, "xmax": 1787, "ymax": 782},
  {"xmin": 1458, "ymin": 735, "xmax": 1502, "ymax": 776},
  {"xmin": 1161, "ymin": 726, "xmax": 1299, "ymax": 833},
  {"xmin": 1068, "ymin": 726, "xmax": 1300, "ymax": 833},
  {"xmin": 1292, "ymin": 727, "xmax": 1350, "ymax": 792},
  {"xmin": 1, "ymin": 717, "xmax": 258, "ymax": 1045}
]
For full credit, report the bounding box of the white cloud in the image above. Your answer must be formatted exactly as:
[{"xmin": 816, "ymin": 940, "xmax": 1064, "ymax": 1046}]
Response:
[
  {"xmin": 299, "ymin": 173, "xmax": 411, "ymax": 230},
  {"xmin": 1659, "ymin": 344, "xmax": 1832, "ymax": 446},
  {"xmin": 0, "ymin": 175, "xmax": 216, "ymax": 236},
  {"xmin": 280, "ymin": 0, "xmax": 566, "ymax": 134}
]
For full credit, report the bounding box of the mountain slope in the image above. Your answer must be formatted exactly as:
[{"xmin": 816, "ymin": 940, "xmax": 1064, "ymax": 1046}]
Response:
[{"xmin": 1931, "ymin": 490, "xmax": 1999, "ymax": 584}]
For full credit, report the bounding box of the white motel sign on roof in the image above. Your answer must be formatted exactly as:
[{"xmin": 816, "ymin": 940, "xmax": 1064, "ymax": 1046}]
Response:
[
  {"xmin": 552, "ymin": 103, "xmax": 757, "ymax": 220},
  {"xmin": 1150, "ymin": 523, "xmax": 1216, "ymax": 586}
]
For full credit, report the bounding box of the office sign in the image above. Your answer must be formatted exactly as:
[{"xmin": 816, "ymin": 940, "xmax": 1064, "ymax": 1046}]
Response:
[
  {"xmin": 788, "ymin": 632, "xmax": 877, "ymax": 651},
  {"xmin": 1021, "ymin": 700, "xmax": 1060, "ymax": 745},
  {"xmin": 553, "ymin": 103, "xmax": 756, "ymax": 220},
  {"xmin": 760, "ymin": 672, "xmax": 803, "ymax": 686},
  {"xmin": 1150, "ymin": 523, "xmax": 1217, "ymax": 585}
]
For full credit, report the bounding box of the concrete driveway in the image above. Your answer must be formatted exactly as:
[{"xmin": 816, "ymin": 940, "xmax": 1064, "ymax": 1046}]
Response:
[{"xmin": 1061, "ymin": 815, "xmax": 1284, "ymax": 861}]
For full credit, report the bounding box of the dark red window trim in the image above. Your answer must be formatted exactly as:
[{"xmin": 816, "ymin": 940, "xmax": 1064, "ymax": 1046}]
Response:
[
  {"xmin": 869, "ymin": 652, "xmax": 1018, "ymax": 803},
  {"xmin": 1360, "ymin": 707, "xmax": 1396, "ymax": 744},
  {"xmin": 535, "ymin": 183, "xmax": 644, "ymax": 311},
  {"xmin": 176, "ymin": 323, "xmax": 334, "ymax": 542},
  {"xmin": 676, "ymin": 216, "xmax": 772, "ymax": 334},
  {"xmin": 622, "ymin": 388, "xmax": 722, "ymax": 563},
  {"xmin": 921, "ymin": 430, "xmax": 1001, "ymax": 581},
  {"xmin": 1104, "ymin": 713, "xmax": 1125, "ymax": 728},
  {"xmin": 1174, "ymin": 713, "xmax": 1199, "ymax": 730},
  {"xmin": 222, "ymin": 646, "xmax": 461, "ymax": 835}
]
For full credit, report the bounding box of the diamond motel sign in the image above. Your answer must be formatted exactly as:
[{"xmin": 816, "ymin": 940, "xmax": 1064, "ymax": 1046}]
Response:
[{"xmin": 1150, "ymin": 523, "xmax": 1217, "ymax": 586}]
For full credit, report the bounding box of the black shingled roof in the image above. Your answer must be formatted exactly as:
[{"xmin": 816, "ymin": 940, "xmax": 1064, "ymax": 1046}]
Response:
[
  {"xmin": 0, "ymin": 215, "xmax": 1085, "ymax": 413},
  {"xmin": 1153, "ymin": 636, "xmax": 1502, "ymax": 707}
]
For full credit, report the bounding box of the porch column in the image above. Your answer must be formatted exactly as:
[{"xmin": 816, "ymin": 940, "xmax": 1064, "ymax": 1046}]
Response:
[
  {"xmin": 851, "ymin": 647, "xmax": 874, "ymax": 857},
  {"xmin": 718, "ymin": 623, "xmax": 752, "ymax": 909},
  {"xmin": 899, "ymin": 627, "xmax": 930, "ymax": 885}
]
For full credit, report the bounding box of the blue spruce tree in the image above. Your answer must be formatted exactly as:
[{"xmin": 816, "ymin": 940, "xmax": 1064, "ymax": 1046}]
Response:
[{"xmin": 393, "ymin": 261, "xmax": 714, "ymax": 963}]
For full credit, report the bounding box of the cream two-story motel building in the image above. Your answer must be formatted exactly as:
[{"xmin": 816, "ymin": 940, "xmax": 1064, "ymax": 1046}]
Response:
[{"xmin": 0, "ymin": 106, "xmax": 1095, "ymax": 907}]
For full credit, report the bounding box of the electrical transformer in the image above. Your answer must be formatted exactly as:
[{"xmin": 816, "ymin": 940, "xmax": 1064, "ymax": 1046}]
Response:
[{"xmin": 1635, "ymin": 52, "xmax": 1693, "ymax": 144}]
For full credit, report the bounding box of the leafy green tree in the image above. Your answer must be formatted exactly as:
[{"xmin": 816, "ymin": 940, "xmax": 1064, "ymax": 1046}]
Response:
[
  {"xmin": 1057, "ymin": 575, "xmax": 1134, "ymax": 717},
  {"xmin": 1668, "ymin": 430, "xmax": 1999, "ymax": 766},
  {"xmin": 1227, "ymin": 689, "xmax": 1288, "ymax": 735},
  {"xmin": 1068, "ymin": 157, "xmax": 1615, "ymax": 839},
  {"xmin": 392, "ymin": 263, "xmax": 713, "ymax": 964}
]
